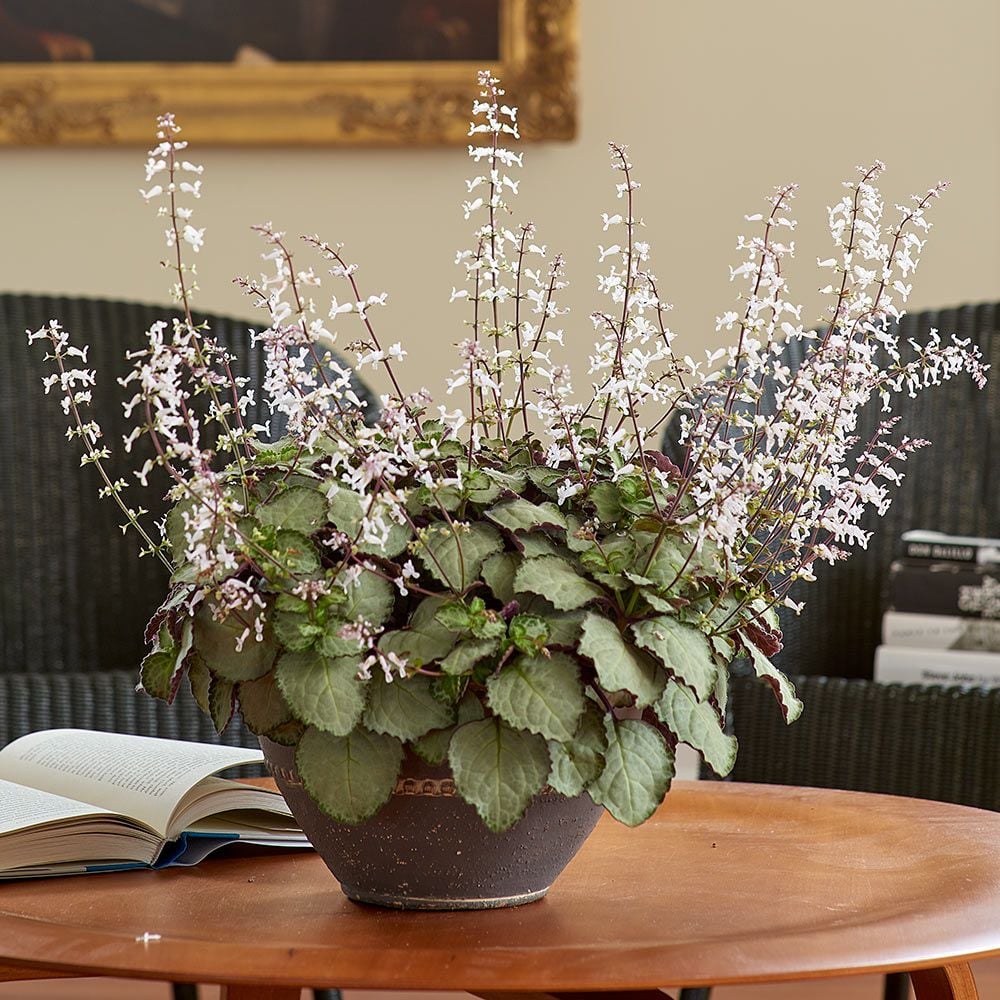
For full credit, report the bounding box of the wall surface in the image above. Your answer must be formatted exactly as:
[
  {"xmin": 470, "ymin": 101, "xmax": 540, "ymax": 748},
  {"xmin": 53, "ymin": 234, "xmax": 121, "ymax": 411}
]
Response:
[{"xmin": 3, "ymin": 0, "xmax": 998, "ymax": 403}]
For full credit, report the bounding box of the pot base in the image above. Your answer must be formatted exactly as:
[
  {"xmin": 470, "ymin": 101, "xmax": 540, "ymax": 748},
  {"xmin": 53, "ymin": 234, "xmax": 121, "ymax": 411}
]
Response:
[{"xmin": 343, "ymin": 885, "xmax": 549, "ymax": 910}]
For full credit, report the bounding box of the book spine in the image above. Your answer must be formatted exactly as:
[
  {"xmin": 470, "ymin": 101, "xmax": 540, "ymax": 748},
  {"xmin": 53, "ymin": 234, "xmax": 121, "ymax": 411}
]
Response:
[
  {"xmin": 874, "ymin": 645, "xmax": 1000, "ymax": 688},
  {"xmin": 889, "ymin": 562, "xmax": 1000, "ymax": 619},
  {"xmin": 882, "ymin": 611, "xmax": 1000, "ymax": 651},
  {"xmin": 900, "ymin": 535, "xmax": 1000, "ymax": 565}
]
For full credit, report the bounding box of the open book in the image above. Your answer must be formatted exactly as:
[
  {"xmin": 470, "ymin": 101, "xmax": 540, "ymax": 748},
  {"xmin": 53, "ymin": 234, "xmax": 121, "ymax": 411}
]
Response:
[{"xmin": 0, "ymin": 729, "xmax": 309, "ymax": 879}]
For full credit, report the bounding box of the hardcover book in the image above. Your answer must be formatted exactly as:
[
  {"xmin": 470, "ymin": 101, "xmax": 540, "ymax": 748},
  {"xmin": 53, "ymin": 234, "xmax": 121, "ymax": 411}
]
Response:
[
  {"xmin": 874, "ymin": 645, "xmax": 1000, "ymax": 688},
  {"xmin": 899, "ymin": 530, "xmax": 1000, "ymax": 566},
  {"xmin": 0, "ymin": 729, "xmax": 308, "ymax": 879},
  {"xmin": 882, "ymin": 611, "xmax": 1000, "ymax": 651},
  {"xmin": 888, "ymin": 560, "xmax": 1000, "ymax": 619}
]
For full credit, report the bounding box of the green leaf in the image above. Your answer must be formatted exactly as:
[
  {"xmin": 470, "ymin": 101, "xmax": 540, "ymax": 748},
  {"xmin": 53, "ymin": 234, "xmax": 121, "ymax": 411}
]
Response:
[
  {"xmin": 588, "ymin": 571, "xmax": 630, "ymax": 592},
  {"xmin": 587, "ymin": 717, "xmax": 674, "ymax": 826},
  {"xmin": 508, "ymin": 614, "xmax": 549, "ymax": 655},
  {"xmin": 208, "ymin": 676, "xmax": 236, "ymax": 733},
  {"xmin": 482, "ymin": 551, "xmax": 520, "ymax": 604},
  {"xmin": 580, "ymin": 534, "xmax": 636, "ymax": 579},
  {"xmin": 413, "ymin": 595, "xmax": 448, "ymax": 627},
  {"xmin": 655, "ymin": 679, "xmax": 736, "ymax": 776},
  {"xmin": 318, "ymin": 616, "xmax": 365, "ymax": 658},
  {"xmin": 483, "ymin": 467, "xmax": 528, "ymax": 493},
  {"xmin": 327, "ymin": 486, "xmax": 411, "ymax": 558},
  {"xmin": 589, "ymin": 482, "xmax": 624, "ymax": 523},
  {"xmin": 435, "ymin": 600, "xmax": 475, "ymax": 632},
  {"xmin": 378, "ymin": 625, "xmax": 455, "ymax": 667},
  {"xmin": 141, "ymin": 620, "xmax": 192, "ymax": 704},
  {"xmin": 258, "ymin": 485, "xmax": 327, "ymax": 535},
  {"xmin": 514, "ymin": 555, "xmax": 605, "ymax": 611},
  {"xmin": 547, "ymin": 702, "xmax": 607, "ymax": 797},
  {"xmin": 517, "ymin": 533, "xmax": 563, "ymax": 558},
  {"xmin": 634, "ymin": 531, "xmax": 692, "ymax": 589},
  {"xmin": 363, "ymin": 672, "xmax": 455, "ymax": 740},
  {"xmin": 296, "ymin": 726, "xmax": 403, "ymax": 824},
  {"xmin": 486, "ymin": 652, "xmax": 584, "ymax": 741},
  {"xmin": 703, "ymin": 594, "xmax": 742, "ymax": 633},
  {"xmin": 238, "ymin": 672, "xmax": 293, "ymax": 735},
  {"xmin": 631, "ymin": 616, "xmax": 718, "ymax": 701},
  {"xmin": 414, "ymin": 521, "xmax": 503, "ymax": 591},
  {"xmin": 564, "ymin": 515, "xmax": 594, "ymax": 553},
  {"xmin": 745, "ymin": 643, "xmax": 803, "ymax": 723},
  {"xmin": 407, "ymin": 482, "xmax": 463, "ymax": 515},
  {"xmin": 486, "ymin": 499, "xmax": 567, "ymax": 534},
  {"xmin": 640, "ymin": 588, "xmax": 675, "ymax": 613},
  {"xmin": 248, "ymin": 434, "xmax": 300, "ymax": 466},
  {"xmin": 440, "ymin": 638, "xmax": 500, "ymax": 675},
  {"xmin": 448, "ymin": 717, "xmax": 550, "ymax": 832},
  {"xmin": 275, "ymin": 651, "xmax": 366, "ymax": 735},
  {"xmin": 469, "ymin": 614, "xmax": 506, "ymax": 642},
  {"xmin": 193, "ymin": 606, "xmax": 278, "ymax": 682},
  {"xmin": 275, "ymin": 592, "xmax": 310, "ymax": 613},
  {"xmin": 165, "ymin": 498, "xmax": 197, "ymax": 562},
  {"xmin": 545, "ymin": 610, "xmax": 586, "ymax": 647},
  {"xmin": 187, "ymin": 652, "xmax": 212, "ymax": 715},
  {"xmin": 524, "ymin": 466, "xmax": 564, "ymax": 497},
  {"xmin": 617, "ymin": 475, "xmax": 661, "ymax": 516},
  {"xmin": 140, "ymin": 648, "xmax": 179, "ymax": 702},
  {"xmin": 710, "ymin": 633, "xmax": 736, "ymax": 667},
  {"xmin": 379, "ymin": 595, "xmax": 457, "ymax": 667},
  {"xmin": 431, "ymin": 673, "xmax": 468, "ymax": 704},
  {"xmin": 263, "ymin": 719, "xmax": 305, "ymax": 746},
  {"xmin": 412, "ymin": 693, "xmax": 483, "ymax": 764},
  {"xmin": 339, "ymin": 569, "xmax": 395, "ymax": 627},
  {"xmin": 579, "ymin": 612, "xmax": 664, "ymax": 707},
  {"xmin": 754, "ymin": 599, "xmax": 781, "ymax": 634},
  {"xmin": 432, "ymin": 597, "xmax": 506, "ymax": 641},
  {"xmin": 270, "ymin": 529, "xmax": 322, "ymax": 579},
  {"xmin": 463, "ymin": 468, "xmax": 502, "ymax": 505},
  {"xmin": 273, "ymin": 609, "xmax": 321, "ymax": 652}
]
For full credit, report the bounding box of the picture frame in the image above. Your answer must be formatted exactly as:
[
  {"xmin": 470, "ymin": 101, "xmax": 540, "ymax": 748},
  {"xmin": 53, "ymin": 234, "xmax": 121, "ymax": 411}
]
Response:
[{"xmin": 0, "ymin": 0, "xmax": 576, "ymax": 147}]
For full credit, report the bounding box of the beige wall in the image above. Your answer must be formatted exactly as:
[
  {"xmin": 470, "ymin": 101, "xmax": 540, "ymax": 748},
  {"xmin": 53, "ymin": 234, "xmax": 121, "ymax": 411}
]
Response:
[{"xmin": 4, "ymin": 0, "xmax": 999, "ymax": 403}]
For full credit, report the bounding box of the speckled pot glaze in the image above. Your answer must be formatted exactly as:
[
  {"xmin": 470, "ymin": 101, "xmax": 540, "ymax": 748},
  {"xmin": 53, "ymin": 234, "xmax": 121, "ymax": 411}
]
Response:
[{"xmin": 259, "ymin": 735, "xmax": 604, "ymax": 910}]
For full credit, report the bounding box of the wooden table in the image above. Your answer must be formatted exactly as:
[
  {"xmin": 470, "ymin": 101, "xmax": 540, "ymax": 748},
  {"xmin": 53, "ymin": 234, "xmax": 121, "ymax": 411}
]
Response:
[{"xmin": 1, "ymin": 781, "xmax": 999, "ymax": 1000}]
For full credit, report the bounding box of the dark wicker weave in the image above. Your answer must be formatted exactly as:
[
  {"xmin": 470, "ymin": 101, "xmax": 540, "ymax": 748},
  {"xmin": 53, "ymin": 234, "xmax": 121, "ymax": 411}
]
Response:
[
  {"xmin": 0, "ymin": 292, "xmax": 377, "ymax": 754},
  {"xmin": 726, "ymin": 675, "xmax": 1000, "ymax": 810}
]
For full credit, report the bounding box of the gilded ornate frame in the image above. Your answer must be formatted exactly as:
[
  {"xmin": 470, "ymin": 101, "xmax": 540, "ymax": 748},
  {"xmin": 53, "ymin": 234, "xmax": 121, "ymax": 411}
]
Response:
[{"xmin": 0, "ymin": 0, "xmax": 576, "ymax": 146}]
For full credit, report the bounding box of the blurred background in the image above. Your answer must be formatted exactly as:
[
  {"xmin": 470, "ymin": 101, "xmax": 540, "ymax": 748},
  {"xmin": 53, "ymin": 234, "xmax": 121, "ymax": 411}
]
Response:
[{"xmin": 4, "ymin": 0, "xmax": 997, "ymax": 402}]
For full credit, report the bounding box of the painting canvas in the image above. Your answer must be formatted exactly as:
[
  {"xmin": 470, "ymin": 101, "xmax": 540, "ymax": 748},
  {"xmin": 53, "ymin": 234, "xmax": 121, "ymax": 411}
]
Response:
[{"xmin": 0, "ymin": 0, "xmax": 575, "ymax": 145}]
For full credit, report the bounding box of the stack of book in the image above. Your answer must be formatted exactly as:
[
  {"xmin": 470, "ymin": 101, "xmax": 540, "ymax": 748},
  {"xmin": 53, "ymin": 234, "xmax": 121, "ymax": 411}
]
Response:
[{"xmin": 874, "ymin": 530, "xmax": 1000, "ymax": 688}]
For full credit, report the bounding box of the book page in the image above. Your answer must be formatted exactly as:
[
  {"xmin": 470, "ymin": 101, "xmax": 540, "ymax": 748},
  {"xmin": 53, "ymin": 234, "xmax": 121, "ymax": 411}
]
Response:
[
  {"xmin": 0, "ymin": 778, "xmax": 115, "ymax": 836},
  {"xmin": 0, "ymin": 729, "xmax": 265, "ymax": 838}
]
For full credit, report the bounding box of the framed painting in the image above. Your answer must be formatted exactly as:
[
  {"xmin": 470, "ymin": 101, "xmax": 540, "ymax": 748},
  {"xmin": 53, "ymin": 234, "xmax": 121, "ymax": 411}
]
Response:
[{"xmin": 0, "ymin": 0, "xmax": 576, "ymax": 146}]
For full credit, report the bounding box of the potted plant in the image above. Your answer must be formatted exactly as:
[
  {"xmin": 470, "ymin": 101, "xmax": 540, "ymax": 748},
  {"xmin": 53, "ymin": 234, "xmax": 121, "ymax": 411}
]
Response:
[{"xmin": 32, "ymin": 72, "xmax": 986, "ymax": 909}]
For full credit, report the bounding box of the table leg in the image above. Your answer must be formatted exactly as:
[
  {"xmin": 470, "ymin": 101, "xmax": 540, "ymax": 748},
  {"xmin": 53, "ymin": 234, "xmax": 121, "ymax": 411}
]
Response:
[
  {"xmin": 219, "ymin": 986, "xmax": 302, "ymax": 1000},
  {"xmin": 910, "ymin": 964, "xmax": 979, "ymax": 1000}
]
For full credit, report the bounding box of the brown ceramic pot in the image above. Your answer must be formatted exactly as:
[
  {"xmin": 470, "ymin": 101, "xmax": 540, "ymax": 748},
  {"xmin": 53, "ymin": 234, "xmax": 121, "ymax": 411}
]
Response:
[{"xmin": 259, "ymin": 735, "xmax": 604, "ymax": 910}]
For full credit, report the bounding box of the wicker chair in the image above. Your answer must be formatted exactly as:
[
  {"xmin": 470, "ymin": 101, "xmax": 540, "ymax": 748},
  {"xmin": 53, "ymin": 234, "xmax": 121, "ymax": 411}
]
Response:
[
  {"xmin": 1, "ymin": 293, "xmax": 377, "ymax": 1000},
  {"xmin": 666, "ymin": 302, "xmax": 1000, "ymax": 1000}
]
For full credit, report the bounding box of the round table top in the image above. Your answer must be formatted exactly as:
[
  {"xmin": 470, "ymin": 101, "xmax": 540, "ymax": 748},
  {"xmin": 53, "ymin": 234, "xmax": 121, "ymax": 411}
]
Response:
[{"xmin": 2, "ymin": 780, "xmax": 1000, "ymax": 991}]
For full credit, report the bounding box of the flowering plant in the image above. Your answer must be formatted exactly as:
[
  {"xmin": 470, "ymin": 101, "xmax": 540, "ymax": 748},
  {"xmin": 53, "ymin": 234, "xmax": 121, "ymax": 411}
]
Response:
[{"xmin": 33, "ymin": 73, "xmax": 986, "ymax": 832}]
